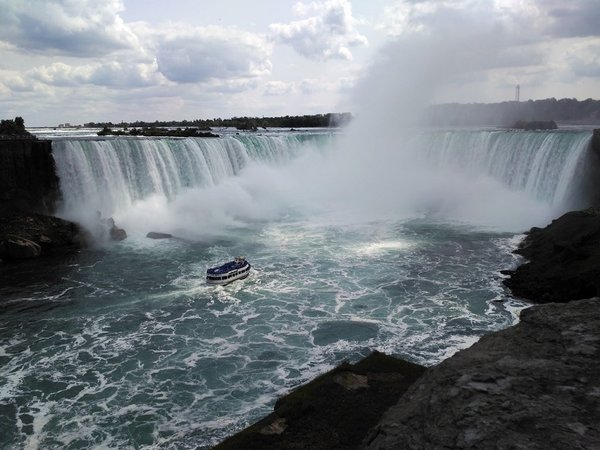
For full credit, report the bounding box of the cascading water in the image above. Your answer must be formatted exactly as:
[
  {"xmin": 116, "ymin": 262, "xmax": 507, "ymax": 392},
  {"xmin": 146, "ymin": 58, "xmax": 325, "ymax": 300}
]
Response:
[
  {"xmin": 52, "ymin": 134, "xmax": 322, "ymax": 217},
  {"xmin": 412, "ymin": 130, "xmax": 592, "ymax": 206},
  {"xmin": 51, "ymin": 129, "xmax": 594, "ymax": 238},
  {"xmin": 51, "ymin": 133, "xmax": 331, "ymax": 238}
]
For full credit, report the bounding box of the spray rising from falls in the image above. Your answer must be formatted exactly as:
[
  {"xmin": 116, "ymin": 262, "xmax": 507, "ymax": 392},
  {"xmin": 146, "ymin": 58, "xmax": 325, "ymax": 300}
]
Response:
[
  {"xmin": 51, "ymin": 129, "xmax": 594, "ymax": 238},
  {"xmin": 52, "ymin": 134, "xmax": 330, "ymax": 237}
]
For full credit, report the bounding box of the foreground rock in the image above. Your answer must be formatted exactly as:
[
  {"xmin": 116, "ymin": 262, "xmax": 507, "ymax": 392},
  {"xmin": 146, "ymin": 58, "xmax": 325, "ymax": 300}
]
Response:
[
  {"xmin": 104, "ymin": 217, "xmax": 127, "ymax": 241},
  {"xmin": 0, "ymin": 237, "xmax": 41, "ymax": 259},
  {"xmin": 0, "ymin": 214, "xmax": 86, "ymax": 260},
  {"xmin": 214, "ymin": 352, "xmax": 425, "ymax": 450},
  {"xmin": 365, "ymin": 298, "xmax": 600, "ymax": 450},
  {"xmin": 503, "ymin": 208, "xmax": 600, "ymax": 302}
]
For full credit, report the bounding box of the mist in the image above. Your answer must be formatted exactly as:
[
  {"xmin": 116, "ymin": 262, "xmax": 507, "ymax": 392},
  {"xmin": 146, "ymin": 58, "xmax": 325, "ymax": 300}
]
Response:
[{"xmin": 58, "ymin": 30, "xmax": 586, "ymax": 241}]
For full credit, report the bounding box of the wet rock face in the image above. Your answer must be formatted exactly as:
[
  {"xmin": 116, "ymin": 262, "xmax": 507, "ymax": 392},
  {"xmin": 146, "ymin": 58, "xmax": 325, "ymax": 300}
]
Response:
[
  {"xmin": 146, "ymin": 232, "xmax": 173, "ymax": 239},
  {"xmin": 0, "ymin": 237, "xmax": 42, "ymax": 259},
  {"xmin": 503, "ymin": 209, "xmax": 600, "ymax": 303},
  {"xmin": 592, "ymin": 129, "xmax": 600, "ymax": 160},
  {"xmin": 0, "ymin": 214, "xmax": 86, "ymax": 260},
  {"xmin": 0, "ymin": 139, "xmax": 60, "ymax": 215},
  {"xmin": 364, "ymin": 298, "xmax": 600, "ymax": 450}
]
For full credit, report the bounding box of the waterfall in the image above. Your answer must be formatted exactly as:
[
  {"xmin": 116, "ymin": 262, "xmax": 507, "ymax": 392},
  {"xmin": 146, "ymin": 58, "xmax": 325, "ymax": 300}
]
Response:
[
  {"xmin": 50, "ymin": 129, "xmax": 595, "ymax": 237},
  {"xmin": 411, "ymin": 130, "xmax": 593, "ymax": 206},
  {"xmin": 52, "ymin": 134, "xmax": 327, "ymax": 218}
]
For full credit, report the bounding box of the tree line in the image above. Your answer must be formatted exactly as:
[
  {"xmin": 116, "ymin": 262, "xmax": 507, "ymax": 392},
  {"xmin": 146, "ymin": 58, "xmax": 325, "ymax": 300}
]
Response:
[
  {"xmin": 0, "ymin": 117, "xmax": 33, "ymax": 137},
  {"xmin": 85, "ymin": 113, "xmax": 353, "ymax": 130},
  {"xmin": 425, "ymin": 98, "xmax": 600, "ymax": 126}
]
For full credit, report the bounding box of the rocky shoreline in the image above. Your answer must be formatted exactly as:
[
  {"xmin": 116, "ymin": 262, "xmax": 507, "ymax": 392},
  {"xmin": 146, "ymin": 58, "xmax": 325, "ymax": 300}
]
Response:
[
  {"xmin": 365, "ymin": 297, "xmax": 600, "ymax": 449},
  {"xmin": 503, "ymin": 208, "xmax": 600, "ymax": 302},
  {"xmin": 214, "ymin": 210, "xmax": 600, "ymax": 449},
  {"xmin": 0, "ymin": 213, "xmax": 86, "ymax": 260}
]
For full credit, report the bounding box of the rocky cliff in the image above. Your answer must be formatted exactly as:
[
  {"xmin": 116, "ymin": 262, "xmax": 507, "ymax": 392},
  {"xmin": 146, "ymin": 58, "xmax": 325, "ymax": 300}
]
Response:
[
  {"xmin": 503, "ymin": 208, "xmax": 600, "ymax": 302},
  {"xmin": 0, "ymin": 138, "xmax": 60, "ymax": 215},
  {"xmin": 214, "ymin": 353, "xmax": 425, "ymax": 450},
  {"xmin": 364, "ymin": 298, "xmax": 600, "ymax": 449},
  {"xmin": 592, "ymin": 128, "xmax": 600, "ymax": 159},
  {"xmin": 0, "ymin": 138, "xmax": 87, "ymax": 261}
]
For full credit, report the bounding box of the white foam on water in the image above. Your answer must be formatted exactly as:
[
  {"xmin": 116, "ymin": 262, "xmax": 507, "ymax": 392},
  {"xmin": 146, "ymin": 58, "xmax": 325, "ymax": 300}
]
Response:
[
  {"xmin": 353, "ymin": 239, "xmax": 415, "ymax": 257},
  {"xmin": 23, "ymin": 400, "xmax": 56, "ymax": 450}
]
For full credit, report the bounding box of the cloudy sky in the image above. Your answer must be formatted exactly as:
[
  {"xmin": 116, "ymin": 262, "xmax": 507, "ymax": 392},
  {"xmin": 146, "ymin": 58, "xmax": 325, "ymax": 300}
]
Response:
[{"xmin": 1, "ymin": 0, "xmax": 600, "ymax": 126}]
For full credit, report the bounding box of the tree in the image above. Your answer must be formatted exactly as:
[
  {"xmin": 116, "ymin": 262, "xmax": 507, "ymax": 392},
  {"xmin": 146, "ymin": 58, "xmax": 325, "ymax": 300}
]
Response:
[
  {"xmin": 0, "ymin": 116, "xmax": 32, "ymax": 136},
  {"xmin": 14, "ymin": 116, "xmax": 25, "ymax": 131}
]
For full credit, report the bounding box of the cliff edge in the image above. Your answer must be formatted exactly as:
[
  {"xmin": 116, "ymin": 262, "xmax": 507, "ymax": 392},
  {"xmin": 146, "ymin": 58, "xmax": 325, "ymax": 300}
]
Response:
[
  {"xmin": 0, "ymin": 137, "xmax": 87, "ymax": 261},
  {"xmin": 0, "ymin": 138, "xmax": 60, "ymax": 215},
  {"xmin": 503, "ymin": 208, "xmax": 600, "ymax": 302},
  {"xmin": 364, "ymin": 298, "xmax": 600, "ymax": 449},
  {"xmin": 214, "ymin": 352, "xmax": 425, "ymax": 450}
]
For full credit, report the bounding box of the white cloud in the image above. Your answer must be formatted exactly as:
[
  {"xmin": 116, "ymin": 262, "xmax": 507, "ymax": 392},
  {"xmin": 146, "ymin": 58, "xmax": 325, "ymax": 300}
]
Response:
[
  {"xmin": 299, "ymin": 77, "xmax": 354, "ymax": 94},
  {"xmin": 264, "ymin": 81, "xmax": 294, "ymax": 96},
  {"xmin": 565, "ymin": 42, "xmax": 600, "ymax": 78},
  {"xmin": 540, "ymin": 0, "xmax": 600, "ymax": 38},
  {"xmin": 379, "ymin": 0, "xmax": 541, "ymax": 40},
  {"xmin": 0, "ymin": 0, "xmax": 139, "ymax": 57},
  {"xmin": 0, "ymin": 70, "xmax": 40, "ymax": 93},
  {"xmin": 29, "ymin": 61, "xmax": 162, "ymax": 89},
  {"xmin": 154, "ymin": 25, "xmax": 272, "ymax": 83},
  {"xmin": 270, "ymin": 0, "xmax": 367, "ymax": 61}
]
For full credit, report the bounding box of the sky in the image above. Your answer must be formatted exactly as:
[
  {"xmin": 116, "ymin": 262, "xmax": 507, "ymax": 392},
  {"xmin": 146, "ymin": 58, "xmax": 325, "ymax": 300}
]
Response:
[{"xmin": 1, "ymin": 0, "xmax": 600, "ymax": 126}]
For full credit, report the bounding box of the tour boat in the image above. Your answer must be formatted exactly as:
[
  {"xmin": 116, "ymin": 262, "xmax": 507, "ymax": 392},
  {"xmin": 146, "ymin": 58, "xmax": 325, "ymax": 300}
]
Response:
[{"xmin": 206, "ymin": 256, "xmax": 251, "ymax": 285}]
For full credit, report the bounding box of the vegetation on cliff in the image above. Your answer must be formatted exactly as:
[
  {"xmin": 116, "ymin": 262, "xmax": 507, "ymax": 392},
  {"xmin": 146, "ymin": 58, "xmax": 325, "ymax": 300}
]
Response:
[
  {"xmin": 97, "ymin": 126, "xmax": 219, "ymax": 138},
  {"xmin": 510, "ymin": 119, "xmax": 558, "ymax": 130},
  {"xmin": 426, "ymin": 97, "xmax": 600, "ymax": 126},
  {"xmin": 85, "ymin": 112, "xmax": 353, "ymax": 131},
  {"xmin": 0, "ymin": 117, "xmax": 34, "ymax": 138}
]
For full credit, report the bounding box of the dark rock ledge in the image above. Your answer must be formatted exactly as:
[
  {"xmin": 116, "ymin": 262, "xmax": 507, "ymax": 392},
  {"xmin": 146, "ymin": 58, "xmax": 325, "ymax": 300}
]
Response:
[
  {"xmin": 214, "ymin": 209, "xmax": 600, "ymax": 450},
  {"xmin": 365, "ymin": 298, "xmax": 600, "ymax": 449},
  {"xmin": 503, "ymin": 208, "xmax": 600, "ymax": 303},
  {"xmin": 0, "ymin": 213, "xmax": 86, "ymax": 261},
  {"xmin": 214, "ymin": 352, "xmax": 426, "ymax": 450}
]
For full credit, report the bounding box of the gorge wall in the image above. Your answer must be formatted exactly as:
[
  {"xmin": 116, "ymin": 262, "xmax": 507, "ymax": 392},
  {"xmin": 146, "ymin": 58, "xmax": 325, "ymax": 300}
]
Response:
[
  {"xmin": 593, "ymin": 128, "xmax": 600, "ymax": 159},
  {"xmin": 0, "ymin": 138, "xmax": 82, "ymax": 261},
  {"xmin": 0, "ymin": 138, "xmax": 60, "ymax": 215}
]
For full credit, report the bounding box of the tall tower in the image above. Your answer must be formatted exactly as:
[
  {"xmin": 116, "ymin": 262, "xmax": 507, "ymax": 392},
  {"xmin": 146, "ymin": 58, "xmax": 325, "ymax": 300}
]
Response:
[{"xmin": 515, "ymin": 84, "xmax": 520, "ymax": 102}]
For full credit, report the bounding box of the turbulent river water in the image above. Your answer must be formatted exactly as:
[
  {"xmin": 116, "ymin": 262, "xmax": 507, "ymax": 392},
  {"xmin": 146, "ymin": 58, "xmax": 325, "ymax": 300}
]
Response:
[{"xmin": 0, "ymin": 127, "xmax": 595, "ymax": 449}]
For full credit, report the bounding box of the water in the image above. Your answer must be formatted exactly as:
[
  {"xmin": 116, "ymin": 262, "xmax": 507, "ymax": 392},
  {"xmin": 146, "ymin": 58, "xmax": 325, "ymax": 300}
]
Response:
[{"xmin": 0, "ymin": 128, "xmax": 594, "ymax": 449}]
